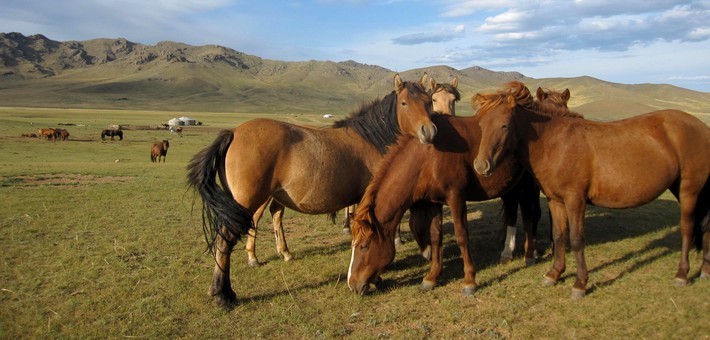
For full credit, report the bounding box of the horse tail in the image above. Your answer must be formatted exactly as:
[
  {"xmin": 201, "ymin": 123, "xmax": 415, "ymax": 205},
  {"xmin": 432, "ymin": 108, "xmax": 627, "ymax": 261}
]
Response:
[
  {"xmin": 187, "ymin": 130, "xmax": 254, "ymax": 254},
  {"xmin": 693, "ymin": 178, "xmax": 710, "ymax": 251}
]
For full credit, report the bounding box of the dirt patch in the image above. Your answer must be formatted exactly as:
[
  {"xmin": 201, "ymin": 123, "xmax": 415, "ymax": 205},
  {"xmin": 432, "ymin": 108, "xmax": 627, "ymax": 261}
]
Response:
[{"xmin": 1, "ymin": 173, "xmax": 134, "ymax": 188}]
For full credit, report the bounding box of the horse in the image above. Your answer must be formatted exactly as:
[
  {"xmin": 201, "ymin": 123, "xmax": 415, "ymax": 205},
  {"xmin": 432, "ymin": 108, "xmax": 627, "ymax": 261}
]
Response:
[
  {"xmin": 55, "ymin": 128, "xmax": 69, "ymax": 141},
  {"xmin": 347, "ymin": 83, "xmax": 544, "ymax": 296},
  {"xmin": 38, "ymin": 128, "xmax": 57, "ymax": 141},
  {"xmin": 496, "ymin": 86, "xmax": 570, "ymax": 264},
  {"xmin": 101, "ymin": 129, "xmax": 123, "ymax": 141},
  {"xmin": 187, "ymin": 74, "xmax": 437, "ymax": 307},
  {"xmin": 472, "ymin": 82, "xmax": 710, "ymax": 298},
  {"xmin": 150, "ymin": 140, "xmax": 169, "ymax": 163},
  {"xmin": 169, "ymin": 126, "xmax": 183, "ymax": 136}
]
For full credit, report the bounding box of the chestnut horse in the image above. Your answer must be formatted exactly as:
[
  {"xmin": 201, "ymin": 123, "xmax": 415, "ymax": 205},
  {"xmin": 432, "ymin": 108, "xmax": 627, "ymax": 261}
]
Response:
[
  {"xmin": 101, "ymin": 129, "xmax": 123, "ymax": 141},
  {"xmin": 150, "ymin": 140, "xmax": 169, "ymax": 163},
  {"xmin": 347, "ymin": 84, "xmax": 544, "ymax": 296},
  {"xmin": 187, "ymin": 74, "xmax": 437, "ymax": 307},
  {"xmin": 473, "ymin": 82, "xmax": 710, "ymax": 298}
]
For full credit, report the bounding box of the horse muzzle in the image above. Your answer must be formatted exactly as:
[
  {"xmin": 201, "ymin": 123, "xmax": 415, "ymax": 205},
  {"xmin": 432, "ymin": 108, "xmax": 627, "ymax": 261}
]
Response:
[
  {"xmin": 473, "ymin": 158, "xmax": 493, "ymax": 177},
  {"xmin": 418, "ymin": 123, "xmax": 437, "ymax": 144}
]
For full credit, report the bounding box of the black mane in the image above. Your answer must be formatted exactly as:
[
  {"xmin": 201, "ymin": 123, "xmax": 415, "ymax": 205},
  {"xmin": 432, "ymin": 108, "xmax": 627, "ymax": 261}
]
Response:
[{"xmin": 332, "ymin": 81, "xmax": 425, "ymax": 154}]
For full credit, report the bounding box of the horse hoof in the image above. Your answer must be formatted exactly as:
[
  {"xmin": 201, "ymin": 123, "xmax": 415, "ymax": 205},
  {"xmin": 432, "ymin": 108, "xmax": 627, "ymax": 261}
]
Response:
[
  {"xmin": 541, "ymin": 276, "xmax": 557, "ymax": 287},
  {"xmin": 282, "ymin": 252, "xmax": 294, "ymax": 262},
  {"xmin": 525, "ymin": 258, "xmax": 536, "ymax": 267},
  {"xmin": 248, "ymin": 259, "xmax": 262, "ymax": 267},
  {"xmin": 571, "ymin": 289, "xmax": 586, "ymax": 299},
  {"xmin": 462, "ymin": 285, "xmax": 477, "ymax": 296},
  {"xmin": 420, "ymin": 280, "xmax": 436, "ymax": 292},
  {"xmin": 674, "ymin": 277, "xmax": 688, "ymax": 287},
  {"xmin": 342, "ymin": 227, "xmax": 351, "ymax": 235},
  {"xmin": 394, "ymin": 238, "xmax": 403, "ymax": 249},
  {"xmin": 500, "ymin": 256, "xmax": 512, "ymax": 264}
]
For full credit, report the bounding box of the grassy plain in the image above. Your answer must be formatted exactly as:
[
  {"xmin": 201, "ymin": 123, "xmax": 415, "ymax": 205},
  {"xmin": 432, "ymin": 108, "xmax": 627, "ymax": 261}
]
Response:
[{"xmin": 0, "ymin": 107, "xmax": 708, "ymax": 338}]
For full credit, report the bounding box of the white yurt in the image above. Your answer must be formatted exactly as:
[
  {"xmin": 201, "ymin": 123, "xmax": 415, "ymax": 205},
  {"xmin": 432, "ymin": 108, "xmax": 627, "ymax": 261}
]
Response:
[
  {"xmin": 178, "ymin": 116, "xmax": 197, "ymax": 126},
  {"xmin": 168, "ymin": 118, "xmax": 184, "ymax": 126}
]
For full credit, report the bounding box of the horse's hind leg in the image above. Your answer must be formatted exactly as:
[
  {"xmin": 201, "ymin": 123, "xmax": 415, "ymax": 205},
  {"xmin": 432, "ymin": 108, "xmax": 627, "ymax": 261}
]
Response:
[
  {"xmin": 245, "ymin": 200, "xmax": 269, "ymax": 266},
  {"xmin": 269, "ymin": 200, "xmax": 293, "ymax": 262},
  {"xmin": 675, "ymin": 181, "xmax": 704, "ymax": 285},
  {"xmin": 342, "ymin": 204, "xmax": 356, "ymax": 235},
  {"xmin": 500, "ymin": 192, "xmax": 519, "ymax": 264},
  {"xmin": 210, "ymin": 226, "xmax": 239, "ymax": 307},
  {"xmin": 520, "ymin": 180, "xmax": 542, "ymax": 266}
]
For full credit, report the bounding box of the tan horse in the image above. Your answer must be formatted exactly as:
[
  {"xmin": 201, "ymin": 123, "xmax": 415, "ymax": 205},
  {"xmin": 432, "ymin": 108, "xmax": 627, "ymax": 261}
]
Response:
[
  {"xmin": 187, "ymin": 74, "xmax": 437, "ymax": 307},
  {"xmin": 150, "ymin": 140, "xmax": 169, "ymax": 163},
  {"xmin": 473, "ymin": 82, "xmax": 710, "ymax": 298},
  {"xmin": 38, "ymin": 128, "xmax": 57, "ymax": 141}
]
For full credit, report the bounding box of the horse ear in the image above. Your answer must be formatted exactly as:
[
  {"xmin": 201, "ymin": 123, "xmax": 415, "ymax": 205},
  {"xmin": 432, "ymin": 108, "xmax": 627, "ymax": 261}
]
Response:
[
  {"xmin": 536, "ymin": 87, "xmax": 546, "ymax": 101},
  {"xmin": 506, "ymin": 94, "xmax": 517, "ymax": 109},
  {"xmin": 419, "ymin": 72, "xmax": 429, "ymax": 87},
  {"xmin": 472, "ymin": 93, "xmax": 484, "ymax": 109},
  {"xmin": 394, "ymin": 73, "xmax": 404, "ymax": 92},
  {"xmin": 562, "ymin": 89, "xmax": 571, "ymax": 102},
  {"xmin": 451, "ymin": 77, "xmax": 458, "ymax": 88}
]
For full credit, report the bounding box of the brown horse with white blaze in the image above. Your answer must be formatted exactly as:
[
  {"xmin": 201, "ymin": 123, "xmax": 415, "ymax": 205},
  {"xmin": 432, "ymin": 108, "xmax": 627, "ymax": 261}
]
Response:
[
  {"xmin": 473, "ymin": 82, "xmax": 710, "ymax": 298},
  {"xmin": 187, "ymin": 74, "xmax": 437, "ymax": 307}
]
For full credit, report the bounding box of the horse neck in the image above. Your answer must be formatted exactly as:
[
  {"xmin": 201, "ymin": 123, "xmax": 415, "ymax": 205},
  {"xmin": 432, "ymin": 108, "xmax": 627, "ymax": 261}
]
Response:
[
  {"xmin": 514, "ymin": 107, "xmax": 565, "ymax": 170},
  {"xmin": 332, "ymin": 91, "xmax": 399, "ymax": 154}
]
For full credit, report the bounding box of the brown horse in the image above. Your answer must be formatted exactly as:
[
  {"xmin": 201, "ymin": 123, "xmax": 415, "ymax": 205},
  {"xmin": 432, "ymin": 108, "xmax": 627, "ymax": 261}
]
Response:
[
  {"xmin": 55, "ymin": 128, "xmax": 69, "ymax": 141},
  {"xmin": 187, "ymin": 74, "xmax": 437, "ymax": 307},
  {"xmin": 473, "ymin": 82, "xmax": 710, "ymax": 298},
  {"xmin": 497, "ymin": 86, "xmax": 570, "ymax": 264},
  {"xmin": 150, "ymin": 140, "xmax": 169, "ymax": 163},
  {"xmin": 101, "ymin": 129, "xmax": 123, "ymax": 141},
  {"xmin": 347, "ymin": 84, "xmax": 545, "ymax": 296},
  {"xmin": 38, "ymin": 128, "xmax": 57, "ymax": 141}
]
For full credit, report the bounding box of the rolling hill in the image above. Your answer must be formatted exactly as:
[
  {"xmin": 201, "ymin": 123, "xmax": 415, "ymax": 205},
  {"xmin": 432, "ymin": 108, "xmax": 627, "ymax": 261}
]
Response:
[{"xmin": 1, "ymin": 32, "xmax": 708, "ymax": 122}]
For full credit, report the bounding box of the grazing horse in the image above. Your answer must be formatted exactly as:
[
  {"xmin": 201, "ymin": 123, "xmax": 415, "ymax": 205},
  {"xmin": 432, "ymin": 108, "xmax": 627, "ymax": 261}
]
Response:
[
  {"xmin": 187, "ymin": 74, "xmax": 437, "ymax": 307},
  {"xmin": 473, "ymin": 82, "xmax": 710, "ymax": 298},
  {"xmin": 55, "ymin": 128, "xmax": 70, "ymax": 141},
  {"xmin": 150, "ymin": 140, "xmax": 169, "ymax": 163},
  {"xmin": 101, "ymin": 129, "xmax": 123, "ymax": 141},
  {"xmin": 347, "ymin": 84, "xmax": 544, "ymax": 296}
]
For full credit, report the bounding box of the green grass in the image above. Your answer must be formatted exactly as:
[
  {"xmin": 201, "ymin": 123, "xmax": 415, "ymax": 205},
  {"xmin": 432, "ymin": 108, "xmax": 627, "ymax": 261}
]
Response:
[{"xmin": 0, "ymin": 107, "xmax": 708, "ymax": 338}]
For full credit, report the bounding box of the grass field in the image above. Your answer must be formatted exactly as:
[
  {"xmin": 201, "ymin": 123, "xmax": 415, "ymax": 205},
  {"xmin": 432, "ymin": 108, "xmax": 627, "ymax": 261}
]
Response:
[{"xmin": 0, "ymin": 107, "xmax": 708, "ymax": 338}]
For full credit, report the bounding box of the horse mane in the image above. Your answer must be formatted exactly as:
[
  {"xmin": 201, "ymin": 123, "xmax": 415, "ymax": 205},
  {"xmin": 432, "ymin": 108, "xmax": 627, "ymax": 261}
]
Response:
[
  {"xmin": 474, "ymin": 81, "xmax": 584, "ymax": 119},
  {"xmin": 332, "ymin": 81, "xmax": 426, "ymax": 154},
  {"xmin": 431, "ymin": 83, "xmax": 461, "ymax": 102},
  {"xmin": 350, "ymin": 135, "xmax": 413, "ymax": 244}
]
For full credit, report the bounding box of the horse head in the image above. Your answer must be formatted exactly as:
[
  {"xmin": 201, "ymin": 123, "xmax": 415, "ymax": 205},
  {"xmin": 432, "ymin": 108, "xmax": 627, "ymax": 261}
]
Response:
[
  {"xmin": 347, "ymin": 206, "xmax": 396, "ymax": 295},
  {"xmin": 393, "ymin": 73, "xmax": 437, "ymax": 144},
  {"xmin": 430, "ymin": 76, "xmax": 460, "ymax": 116},
  {"xmin": 536, "ymin": 87, "xmax": 570, "ymax": 109}
]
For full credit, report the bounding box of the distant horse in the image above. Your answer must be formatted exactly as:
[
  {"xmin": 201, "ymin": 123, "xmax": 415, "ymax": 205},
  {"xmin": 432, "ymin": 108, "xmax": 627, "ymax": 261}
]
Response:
[
  {"xmin": 473, "ymin": 82, "xmax": 710, "ymax": 298},
  {"xmin": 347, "ymin": 84, "xmax": 545, "ymax": 296},
  {"xmin": 187, "ymin": 74, "xmax": 437, "ymax": 307},
  {"xmin": 101, "ymin": 129, "xmax": 123, "ymax": 141},
  {"xmin": 38, "ymin": 128, "xmax": 57, "ymax": 141},
  {"xmin": 150, "ymin": 140, "xmax": 169, "ymax": 163},
  {"xmin": 55, "ymin": 128, "xmax": 69, "ymax": 141},
  {"xmin": 169, "ymin": 126, "xmax": 183, "ymax": 136}
]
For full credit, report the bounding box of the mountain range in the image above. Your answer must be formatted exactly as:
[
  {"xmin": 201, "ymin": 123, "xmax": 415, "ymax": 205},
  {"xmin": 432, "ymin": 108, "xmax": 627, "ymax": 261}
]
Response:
[{"xmin": 1, "ymin": 32, "xmax": 708, "ymax": 122}]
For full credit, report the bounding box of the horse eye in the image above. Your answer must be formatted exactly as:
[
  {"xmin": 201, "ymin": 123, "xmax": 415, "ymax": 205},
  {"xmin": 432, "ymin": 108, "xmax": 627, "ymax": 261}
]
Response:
[
  {"xmin": 401, "ymin": 101, "xmax": 407, "ymax": 106},
  {"xmin": 502, "ymin": 125, "xmax": 508, "ymax": 129}
]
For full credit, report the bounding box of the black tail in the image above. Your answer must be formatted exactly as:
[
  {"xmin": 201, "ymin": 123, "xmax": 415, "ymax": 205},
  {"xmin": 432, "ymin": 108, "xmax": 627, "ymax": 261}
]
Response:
[
  {"xmin": 187, "ymin": 130, "xmax": 254, "ymax": 254},
  {"xmin": 693, "ymin": 178, "xmax": 710, "ymax": 251}
]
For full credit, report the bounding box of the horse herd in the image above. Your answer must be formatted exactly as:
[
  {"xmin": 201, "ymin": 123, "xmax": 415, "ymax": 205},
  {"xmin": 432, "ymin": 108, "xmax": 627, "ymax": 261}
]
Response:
[
  {"xmin": 187, "ymin": 74, "xmax": 710, "ymax": 308},
  {"xmin": 35, "ymin": 127, "xmax": 171, "ymax": 163}
]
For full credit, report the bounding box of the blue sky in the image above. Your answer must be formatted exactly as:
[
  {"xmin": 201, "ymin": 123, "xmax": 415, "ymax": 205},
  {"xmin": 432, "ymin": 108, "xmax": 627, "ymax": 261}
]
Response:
[{"xmin": 1, "ymin": 0, "xmax": 709, "ymax": 92}]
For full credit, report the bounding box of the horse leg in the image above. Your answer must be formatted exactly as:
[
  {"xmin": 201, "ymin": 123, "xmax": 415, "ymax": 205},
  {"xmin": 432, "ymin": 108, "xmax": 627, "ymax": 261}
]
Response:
[
  {"xmin": 500, "ymin": 192, "xmax": 519, "ymax": 264},
  {"xmin": 566, "ymin": 199, "xmax": 588, "ymax": 298},
  {"xmin": 269, "ymin": 200, "xmax": 293, "ymax": 262},
  {"xmin": 342, "ymin": 205, "xmax": 355, "ymax": 235},
  {"xmin": 520, "ymin": 181, "xmax": 542, "ymax": 266},
  {"xmin": 544, "ymin": 200, "xmax": 568, "ymax": 286},
  {"xmin": 209, "ymin": 226, "xmax": 239, "ymax": 307},
  {"xmin": 449, "ymin": 197, "xmax": 476, "ymax": 295},
  {"xmin": 245, "ymin": 200, "xmax": 268, "ymax": 267},
  {"xmin": 674, "ymin": 188, "xmax": 699, "ymax": 286},
  {"xmin": 409, "ymin": 203, "xmax": 442, "ymax": 261},
  {"xmin": 418, "ymin": 203, "xmax": 443, "ymax": 291}
]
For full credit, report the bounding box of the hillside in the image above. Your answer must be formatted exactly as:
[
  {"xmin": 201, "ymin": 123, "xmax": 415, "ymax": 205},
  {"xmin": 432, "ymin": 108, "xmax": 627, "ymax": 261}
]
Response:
[{"xmin": 1, "ymin": 32, "xmax": 708, "ymax": 121}]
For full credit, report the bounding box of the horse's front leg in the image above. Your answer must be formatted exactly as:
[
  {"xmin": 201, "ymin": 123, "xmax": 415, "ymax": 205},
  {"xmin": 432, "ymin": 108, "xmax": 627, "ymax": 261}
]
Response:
[
  {"xmin": 270, "ymin": 200, "xmax": 293, "ymax": 262},
  {"xmin": 500, "ymin": 192, "xmax": 519, "ymax": 264},
  {"xmin": 544, "ymin": 200, "xmax": 568, "ymax": 286},
  {"xmin": 520, "ymin": 184, "xmax": 542, "ymax": 266},
  {"xmin": 410, "ymin": 203, "xmax": 443, "ymax": 291},
  {"xmin": 245, "ymin": 200, "xmax": 269, "ymax": 266},
  {"xmin": 449, "ymin": 198, "xmax": 476, "ymax": 295},
  {"xmin": 209, "ymin": 226, "xmax": 239, "ymax": 307}
]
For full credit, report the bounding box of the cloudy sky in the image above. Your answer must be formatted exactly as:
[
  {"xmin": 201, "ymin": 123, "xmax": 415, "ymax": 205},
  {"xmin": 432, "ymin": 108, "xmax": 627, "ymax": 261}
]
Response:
[{"xmin": 1, "ymin": 0, "xmax": 709, "ymax": 92}]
